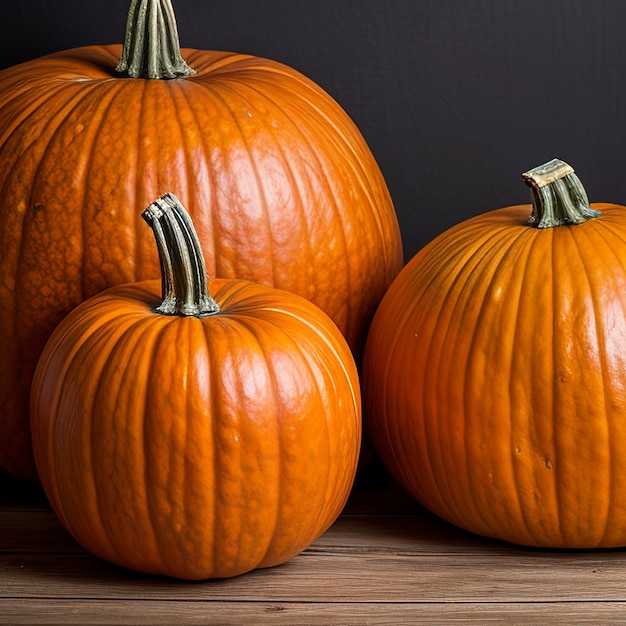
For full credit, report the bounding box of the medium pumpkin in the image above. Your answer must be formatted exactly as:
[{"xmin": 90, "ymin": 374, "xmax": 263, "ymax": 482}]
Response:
[
  {"xmin": 363, "ymin": 158, "xmax": 626, "ymax": 548},
  {"xmin": 30, "ymin": 193, "xmax": 361, "ymax": 580},
  {"xmin": 0, "ymin": 0, "xmax": 402, "ymax": 481}
]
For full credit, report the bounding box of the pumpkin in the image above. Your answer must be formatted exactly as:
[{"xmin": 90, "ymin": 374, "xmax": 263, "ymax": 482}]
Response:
[
  {"xmin": 0, "ymin": 0, "xmax": 402, "ymax": 482},
  {"xmin": 363, "ymin": 158, "xmax": 626, "ymax": 548},
  {"xmin": 30, "ymin": 193, "xmax": 361, "ymax": 580}
]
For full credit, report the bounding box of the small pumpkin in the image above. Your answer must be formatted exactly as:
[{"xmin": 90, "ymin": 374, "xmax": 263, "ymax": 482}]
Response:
[
  {"xmin": 0, "ymin": 0, "xmax": 402, "ymax": 481},
  {"xmin": 363, "ymin": 158, "xmax": 626, "ymax": 548},
  {"xmin": 30, "ymin": 193, "xmax": 361, "ymax": 580}
]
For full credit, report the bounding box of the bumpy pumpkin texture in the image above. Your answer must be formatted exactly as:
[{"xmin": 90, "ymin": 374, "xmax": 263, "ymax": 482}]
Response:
[
  {"xmin": 364, "ymin": 159, "xmax": 626, "ymax": 548},
  {"xmin": 0, "ymin": 0, "xmax": 402, "ymax": 481},
  {"xmin": 30, "ymin": 194, "xmax": 361, "ymax": 580}
]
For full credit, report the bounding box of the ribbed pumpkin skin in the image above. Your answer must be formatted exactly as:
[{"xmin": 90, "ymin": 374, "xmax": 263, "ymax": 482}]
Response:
[
  {"xmin": 30, "ymin": 278, "xmax": 361, "ymax": 580},
  {"xmin": 364, "ymin": 203, "xmax": 626, "ymax": 548},
  {"xmin": 0, "ymin": 45, "xmax": 402, "ymax": 481}
]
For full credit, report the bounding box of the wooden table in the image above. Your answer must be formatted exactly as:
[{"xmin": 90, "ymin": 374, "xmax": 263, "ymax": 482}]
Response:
[{"xmin": 3, "ymin": 461, "xmax": 626, "ymax": 625}]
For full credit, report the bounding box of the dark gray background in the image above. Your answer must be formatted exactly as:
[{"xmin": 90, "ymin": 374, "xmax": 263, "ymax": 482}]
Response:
[{"xmin": 2, "ymin": 0, "xmax": 625, "ymax": 260}]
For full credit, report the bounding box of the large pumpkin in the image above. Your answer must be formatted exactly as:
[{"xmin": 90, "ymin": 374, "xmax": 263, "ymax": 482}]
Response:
[
  {"xmin": 0, "ymin": 0, "xmax": 402, "ymax": 481},
  {"xmin": 30, "ymin": 193, "xmax": 361, "ymax": 580},
  {"xmin": 363, "ymin": 158, "xmax": 626, "ymax": 548}
]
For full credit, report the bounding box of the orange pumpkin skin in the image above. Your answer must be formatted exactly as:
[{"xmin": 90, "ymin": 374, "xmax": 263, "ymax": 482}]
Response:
[
  {"xmin": 0, "ymin": 45, "xmax": 402, "ymax": 481},
  {"xmin": 30, "ymin": 277, "xmax": 361, "ymax": 580},
  {"xmin": 364, "ymin": 201, "xmax": 626, "ymax": 548}
]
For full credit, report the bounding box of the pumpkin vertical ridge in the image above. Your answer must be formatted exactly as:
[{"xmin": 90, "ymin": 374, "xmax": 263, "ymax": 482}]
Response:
[
  {"xmin": 433, "ymin": 227, "xmax": 501, "ymax": 532},
  {"xmin": 239, "ymin": 302, "xmax": 357, "ymax": 565},
  {"xmin": 7, "ymin": 79, "xmax": 113, "ymax": 284},
  {"xmin": 226, "ymin": 79, "xmax": 324, "ymax": 297},
  {"xmin": 175, "ymin": 84, "xmax": 216, "ymax": 274},
  {"xmin": 584, "ymin": 222, "xmax": 615, "ymax": 544},
  {"xmin": 82, "ymin": 359, "xmax": 121, "ymax": 567},
  {"xmin": 227, "ymin": 73, "xmax": 400, "ymax": 343},
  {"xmin": 548, "ymin": 226, "xmax": 592, "ymax": 544},
  {"xmin": 595, "ymin": 209, "xmax": 626, "ymax": 250},
  {"xmin": 0, "ymin": 80, "xmax": 82, "ymax": 146},
  {"xmin": 220, "ymin": 320, "xmax": 264, "ymax": 567},
  {"xmin": 266, "ymin": 90, "xmax": 356, "ymax": 333},
  {"xmin": 161, "ymin": 87, "xmax": 217, "ymax": 242},
  {"xmin": 459, "ymin": 224, "xmax": 549, "ymax": 544},
  {"xmin": 412, "ymin": 220, "xmax": 513, "ymax": 528},
  {"xmin": 509, "ymin": 227, "xmax": 556, "ymax": 544},
  {"xmin": 581, "ymin": 232, "xmax": 617, "ymax": 547},
  {"xmin": 190, "ymin": 78, "xmax": 279, "ymax": 283},
  {"xmin": 511, "ymin": 225, "xmax": 561, "ymax": 545},
  {"xmin": 428, "ymin": 226, "xmax": 500, "ymax": 528},
  {"xmin": 58, "ymin": 306, "xmax": 156, "ymax": 562},
  {"xmin": 461, "ymin": 224, "xmax": 541, "ymax": 537},
  {"xmin": 278, "ymin": 315, "xmax": 334, "ymax": 537},
  {"xmin": 502, "ymin": 226, "xmax": 553, "ymax": 546},
  {"xmin": 587, "ymin": 211, "xmax": 626, "ymax": 531},
  {"xmin": 196, "ymin": 310, "xmax": 279, "ymax": 574},
  {"xmin": 242, "ymin": 314, "xmax": 289, "ymax": 571},
  {"xmin": 134, "ymin": 315, "xmax": 212, "ymax": 577},
  {"xmin": 151, "ymin": 319, "xmax": 194, "ymax": 573},
  {"xmin": 4, "ymin": 72, "xmax": 116, "ymax": 480},
  {"xmin": 289, "ymin": 303, "xmax": 362, "ymax": 506},
  {"xmin": 564, "ymin": 222, "xmax": 616, "ymax": 545},
  {"xmin": 130, "ymin": 78, "xmax": 150, "ymax": 282},
  {"xmin": 242, "ymin": 80, "xmax": 358, "ymax": 334},
  {"xmin": 177, "ymin": 81, "xmax": 232, "ymax": 278},
  {"xmin": 75, "ymin": 81, "xmax": 135, "ymax": 294},
  {"xmin": 198, "ymin": 317, "xmax": 220, "ymax": 577},
  {"xmin": 255, "ymin": 318, "xmax": 296, "ymax": 569},
  {"xmin": 157, "ymin": 82, "xmax": 192, "ymax": 223},
  {"xmin": 96, "ymin": 315, "xmax": 164, "ymax": 568},
  {"xmin": 30, "ymin": 310, "xmax": 87, "ymax": 530},
  {"xmin": 272, "ymin": 73, "xmax": 396, "ymax": 245}
]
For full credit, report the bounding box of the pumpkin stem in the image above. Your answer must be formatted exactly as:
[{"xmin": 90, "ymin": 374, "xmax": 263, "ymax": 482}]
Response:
[
  {"xmin": 142, "ymin": 193, "xmax": 220, "ymax": 317},
  {"xmin": 522, "ymin": 158, "xmax": 601, "ymax": 229},
  {"xmin": 116, "ymin": 0, "xmax": 196, "ymax": 79}
]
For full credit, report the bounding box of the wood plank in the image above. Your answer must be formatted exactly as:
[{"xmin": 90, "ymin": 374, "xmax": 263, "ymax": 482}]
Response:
[
  {"xmin": 3, "ymin": 599, "xmax": 626, "ymax": 625},
  {"xmin": 0, "ymin": 509, "xmax": 499, "ymax": 556},
  {"xmin": 5, "ymin": 466, "xmax": 626, "ymax": 622},
  {"xmin": 314, "ymin": 514, "xmax": 508, "ymax": 554},
  {"xmin": 5, "ymin": 506, "xmax": 626, "ymax": 606},
  {"xmin": 3, "ymin": 504, "xmax": 622, "ymax": 560},
  {"xmin": 3, "ymin": 549, "xmax": 626, "ymax": 603}
]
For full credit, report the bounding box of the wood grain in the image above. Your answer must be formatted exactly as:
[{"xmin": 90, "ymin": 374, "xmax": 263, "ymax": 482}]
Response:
[
  {"xmin": 4, "ymin": 600, "xmax": 626, "ymax": 626},
  {"xmin": 3, "ymin": 465, "xmax": 626, "ymax": 624}
]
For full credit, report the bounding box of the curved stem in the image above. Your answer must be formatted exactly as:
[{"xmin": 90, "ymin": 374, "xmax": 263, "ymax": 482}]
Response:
[
  {"xmin": 116, "ymin": 0, "xmax": 195, "ymax": 79},
  {"xmin": 142, "ymin": 193, "xmax": 220, "ymax": 317},
  {"xmin": 522, "ymin": 158, "xmax": 601, "ymax": 228}
]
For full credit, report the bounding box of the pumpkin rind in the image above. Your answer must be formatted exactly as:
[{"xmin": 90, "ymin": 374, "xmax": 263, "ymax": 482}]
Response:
[
  {"xmin": 363, "ymin": 162, "xmax": 626, "ymax": 548},
  {"xmin": 0, "ymin": 40, "xmax": 401, "ymax": 481},
  {"xmin": 30, "ymin": 196, "xmax": 361, "ymax": 580}
]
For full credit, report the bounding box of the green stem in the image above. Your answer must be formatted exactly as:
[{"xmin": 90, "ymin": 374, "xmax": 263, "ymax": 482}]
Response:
[
  {"xmin": 522, "ymin": 158, "xmax": 601, "ymax": 228},
  {"xmin": 116, "ymin": 0, "xmax": 195, "ymax": 79},
  {"xmin": 142, "ymin": 193, "xmax": 220, "ymax": 317}
]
